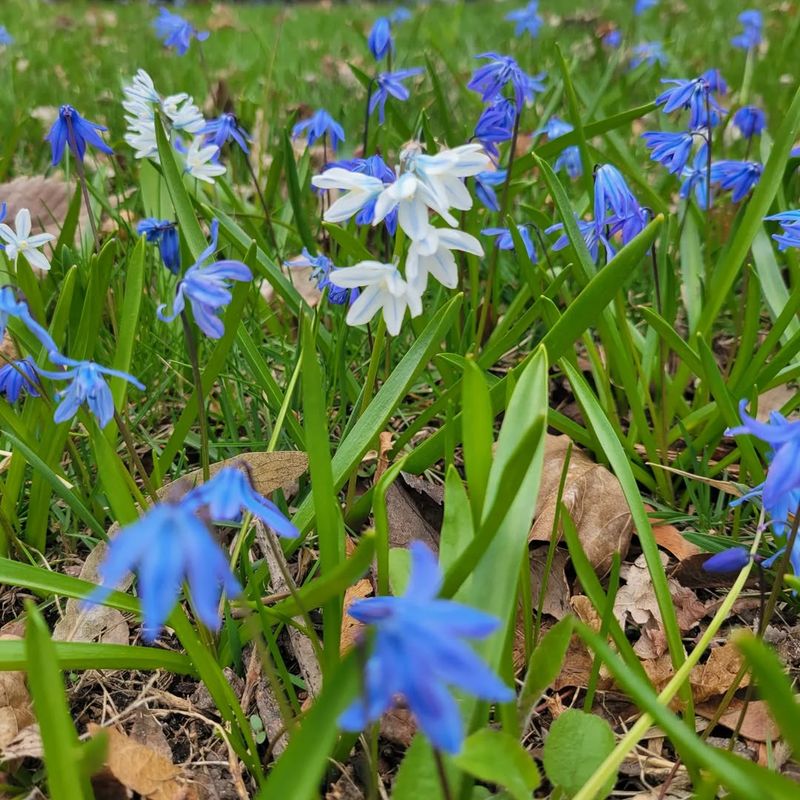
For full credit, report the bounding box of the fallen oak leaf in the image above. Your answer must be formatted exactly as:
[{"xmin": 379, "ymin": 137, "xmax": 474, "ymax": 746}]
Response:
[{"xmin": 0, "ymin": 635, "xmax": 35, "ymax": 750}]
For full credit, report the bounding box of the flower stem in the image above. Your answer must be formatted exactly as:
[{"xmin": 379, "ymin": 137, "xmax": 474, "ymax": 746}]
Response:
[
  {"xmin": 65, "ymin": 119, "xmax": 100, "ymax": 252},
  {"xmin": 475, "ymin": 108, "xmax": 521, "ymax": 349},
  {"xmin": 113, "ymin": 408, "xmax": 159, "ymax": 504},
  {"xmin": 362, "ymin": 78, "xmax": 377, "ymax": 155},
  {"xmin": 180, "ymin": 309, "xmax": 210, "ymax": 482},
  {"xmin": 245, "ymin": 153, "xmax": 279, "ymax": 257},
  {"xmin": 433, "ymin": 750, "xmax": 454, "ymax": 800}
]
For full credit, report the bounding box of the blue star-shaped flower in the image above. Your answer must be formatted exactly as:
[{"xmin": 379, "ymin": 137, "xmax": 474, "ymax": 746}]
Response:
[
  {"xmin": 153, "ymin": 7, "xmax": 209, "ymax": 55},
  {"xmin": 368, "ymin": 69, "xmax": 423, "ymax": 124},
  {"xmin": 468, "ymin": 52, "xmax": 544, "ymax": 111},
  {"xmin": 158, "ymin": 220, "xmax": 252, "ymax": 339},
  {"xmin": 641, "ymin": 130, "xmax": 695, "ymax": 175},
  {"xmin": 482, "ymin": 225, "xmax": 536, "ymax": 262},
  {"xmin": 731, "ymin": 9, "xmax": 762, "ymax": 50},
  {"xmin": 292, "ymin": 109, "xmax": 346, "ymax": 152},
  {"xmin": 201, "ymin": 113, "xmax": 251, "ymax": 154},
  {"xmin": 0, "ymin": 357, "xmax": 40, "ymax": 403},
  {"xmin": 138, "ymin": 218, "xmax": 180, "ymax": 275},
  {"xmin": 733, "ymin": 106, "xmax": 765, "ymax": 140},
  {"xmin": 339, "ymin": 542, "xmax": 513, "ymax": 754},
  {"xmin": 505, "ymin": 2, "xmax": 543, "ymax": 38},
  {"xmin": 709, "ymin": 160, "xmax": 762, "ymax": 203}
]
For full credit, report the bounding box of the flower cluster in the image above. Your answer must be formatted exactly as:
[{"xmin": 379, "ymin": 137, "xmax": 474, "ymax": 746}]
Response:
[
  {"xmin": 85, "ymin": 465, "xmax": 298, "ymax": 640},
  {"xmin": 312, "ymin": 142, "xmax": 488, "ymax": 334},
  {"xmin": 123, "ymin": 69, "xmax": 224, "ymax": 184}
]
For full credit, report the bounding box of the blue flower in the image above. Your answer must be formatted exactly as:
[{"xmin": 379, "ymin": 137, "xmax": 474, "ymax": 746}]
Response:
[
  {"xmin": 0, "ymin": 357, "xmax": 40, "ymax": 403},
  {"xmin": 339, "ymin": 542, "xmax": 513, "ymax": 754},
  {"xmin": 505, "ymin": 2, "xmax": 543, "ymax": 38},
  {"xmin": 733, "ymin": 106, "xmax": 765, "ymax": 139},
  {"xmin": 37, "ymin": 357, "xmax": 144, "ymax": 428},
  {"xmin": 390, "ymin": 7, "xmax": 412, "ymax": 24},
  {"xmin": 158, "ymin": 220, "xmax": 252, "ymax": 339},
  {"xmin": 368, "ymin": 17, "xmax": 393, "ymax": 60},
  {"xmin": 710, "ymin": 160, "xmax": 762, "ymax": 203},
  {"xmin": 0, "ymin": 285, "xmax": 57, "ymax": 354},
  {"xmin": 46, "ymin": 104, "xmax": 113, "ymax": 166},
  {"xmin": 474, "ymin": 170, "xmax": 507, "ymax": 211},
  {"xmin": 474, "ymin": 96, "xmax": 516, "ymax": 158},
  {"xmin": 701, "ymin": 68, "xmax": 728, "ymax": 95},
  {"xmin": 0, "ymin": 26, "xmax": 13, "ymax": 46},
  {"xmin": 765, "ymin": 211, "xmax": 800, "ymax": 251},
  {"xmin": 292, "ymin": 109, "xmax": 346, "ymax": 152},
  {"xmin": 594, "ymin": 164, "xmax": 649, "ymax": 245},
  {"xmin": 679, "ymin": 144, "xmax": 710, "ymax": 209},
  {"xmin": 153, "ymin": 7, "xmax": 209, "ymax": 55},
  {"xmin": 84, "ymin": 498, "xmax": 241, "ymax": 641},
  {"xmin": 634, "ymin": 0, "xmax": 658, "ymax": 14},
  {"xmin": 546, "ymin": 217, "xmax": 614, "ymax": 263},
  {"xmin": 703, "ymin": 547, "xmax": 751, "ymax": 573},
  {"xmin": 629, "ymin": 41, "xmax": 667, "ymax": 69},
  {"xmin": 731, "ymin": 9, "xmax": 762, "ymax": 50},
  {"xmin": 641, "ymin": 130, "xmax": 695, "ymax": 174},
  {"xmin": 286, "ymin": 248, "xmax": 360, "ymax": 306},
  {"xmin": 482, "ymin": 225, "xmax": 536, "ymax": 262},
  {"xmin": 138, "ymin": 218, "xmax": 180, "ymax": 275},
  {"xmin": 201, "ymin": 113, "xmax": 251, "ymax": 154},
  {"xmin": 369, "ymin": 69, "xmax": 423, "ymax": 124},
  {"xmin": 468, "ymin": 52, "xmax": 541, "ymax": 111},
  {"xmin": 656, "ymin": 78, "xmax": 722, "ymax": 129},
  {"xmin": 603, "ymin": 29, "xmax": 622, "ymax": 48},
  {"xmin": 185, "ymin": 466, "xmax": 298, "ymax": 539},
  {"xmin": 538, "ymin": 117, "xmax": 582, "ymax": 179}
]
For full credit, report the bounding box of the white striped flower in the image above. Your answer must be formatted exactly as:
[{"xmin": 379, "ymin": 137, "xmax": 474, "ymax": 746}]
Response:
[
  {"xmin": 405, "ymin": 225, "xmax": 484, "ymax": 293},
  {"xmin": 0, "ymin": 209, "xmax": 55, "ymax": 272}
]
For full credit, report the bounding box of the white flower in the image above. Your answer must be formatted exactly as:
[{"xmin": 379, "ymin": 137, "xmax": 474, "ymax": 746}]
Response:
[
  {"xmin": 373, "ymin": 142, "xmax": 491, "ymax": 240},
  {"xmin": 184, "ymin": 137, "xmax": 226, "ymax": 183},
  {"xmin": 0, "ymin": 209, "xmax": 55, "ymax": 272},
  {"xmin": 123, "ymin": 69, "xmax": 160, "ymax": 105},
  {"xmin": 162, "ymin": 94, "xmax": 204, "ymax": 134},
  {"xmin": 311, "ymin": 168, "xmax": 386, "ymax": 224},
  {"xmin": 327, "ymin": 261, "xmax": 422, "ymax": 336},
  {"xmin": 406, "ymin": 225, "xmax": 484, "ymax": 293}
]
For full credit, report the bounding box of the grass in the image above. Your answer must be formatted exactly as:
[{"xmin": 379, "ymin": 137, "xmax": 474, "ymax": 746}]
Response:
[{"xmin": 0, "ymin": 0, "xmax": 799, "ymax": 797}]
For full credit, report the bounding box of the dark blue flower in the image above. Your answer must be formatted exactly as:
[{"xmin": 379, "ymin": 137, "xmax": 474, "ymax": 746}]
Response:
[
  {"xmin": 594, "ymin": 164, "xmax": 649, "ymax": 245},
  {"xmin": 37, "ymin": 357, "xmax": 144, "ymax": 428},
  {"xmin": 701, "ymin": 68, "xmax": 728, "ymax": 95},
  {"xmin": 338, "ymin": 542, "xmax": 513, "ymax": 754},
  {"xmin": 641, "ymin": 130, "xmax": 695, "ymax": 174},
  {"xmin": 0, "ymin": 357, "xmax": 40, "ymax": 403},
  {"xmin": 46, "ymin": 104, "xmax": 113, "ymax": 166},
  {"xmin": 474, "ymin": 170, "xmax": 506, "ymax": 211},
  {"xmin": 538, "ymin": 117, "xmax": 582, "ymax": 179},
  {"xmin": 482, "ymin": 225, "xmax": 536, "ymax": 262},
  {"xmin": 765, "ymin": 211, "xmax": 800, "ymax": 251},
  {"xmin": 292, "ymin": 109, "xmax": 346, "ymax": 152},
  {"xmin": 505, "ymin": 2, "xmax": 543, "ymax": 38},
  {"xmin": 733, "ymin": 106, "xmax": 765, "ymax": 139},
  {"xmin": 138, "ymin": 218, "xmax": 180, "ymax": 275},
  {"xmin": 84, "ymin": 498, "xmax": 241, "ymax": 641},
  {"xmin": 656, "ymin": 78, "xmax": 722, "ymax": 129},
  {"xmin": 368, "ymin": 17, "xmax": 393, "ymax": 60},
  {"xmin": 629, "ymin": 41, "xmax": 667, "ymax": 69},
  {"xmin": 200, "ymin": 113, "xmax": 251, "ymax": 154},
  {"xmin": 703, "ymin": 547, "xmax": 751, "ymax": 573},
  {"xmin": 679, "ymin": 144, "xmax": 710, "ymax": 209},
  {"xmin": 710, "ymin": 160, "xmax": 762, "ymax": 203},
  {"xmin": 158, "ymin": 220, "xmax": 252, "ymax": 339},
  {"xmin": 286, "ymin": 247, "xmax": 360, "ymax": 306},
  {"xmin": 390, "ymin": 7, "xmax": 412, "ymax": 24},
  {"xmin": 634, "ymin": 0, "xmax": 658, "ymax": 14},
  {"xmin": 185, "ymin": 466, "xmax": 298, "ymax": 539},
  {"xmin": 474, "ymin": 96, "xmax": 516, "ymax": 158},
  {"xmin": 731, "ymin": 9, "xmax": 762, "ymax": 50},
  {"xmin": 468, "ymin": 52, "xmax": 541, "ymax": 111},
  {"xmin": 603, "ymin": 29, "xmax": 622, "ymax": 48},
  {"xmin": 0, "ymin": 26, "xmax": 13, "ymax": 46},
  {"xmin": 546, "ymin": 217, "xmax": 614, "ymax": 263},
  {"xmin": 153, "ymin": 7, "xmax": 209, "ymax": 56},
  {"xmin": 369, "ymin": 69, "xmax": 423, "ymax": 124}
]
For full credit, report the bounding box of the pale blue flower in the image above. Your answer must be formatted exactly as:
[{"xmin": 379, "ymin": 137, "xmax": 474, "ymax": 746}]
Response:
[
  {"xmin": 506, "ymin": 2, "xmax": 543, "ymax": 38},
  {"xmin": 153, "ymin": 7, "xmax": 209, "ymax": 55},
  {"xmin": 731, "ymin": 10, "xmax": 762, "ymax": 50},
  {"xmin": 369, "ymin": 69, "xmax": 423, "ymax": 124},
  {"xmin": 482, "ymin": 225, "xmax": 536, "ymax": 261},
  {"xmin": 629, "ymin": 42, "xmax": 666, "ymax": 69},
  {"xmin": 292, "ymin": 109, "xmax": 345, "ymax": 152}
]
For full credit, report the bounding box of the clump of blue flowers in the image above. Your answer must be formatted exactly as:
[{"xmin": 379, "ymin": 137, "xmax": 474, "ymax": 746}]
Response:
[{"xmin": 339, "ymin": 542, "xmax": 513, "ymax": 754}]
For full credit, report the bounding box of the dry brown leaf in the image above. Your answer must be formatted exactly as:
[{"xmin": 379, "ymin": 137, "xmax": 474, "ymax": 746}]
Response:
[
  {"xmin": 531, "ymin": 435, "xmax": 632, "ymax": 573},
  {"xmin": 385, "ymin": 481, "xmax": 439, "ymax": 552},
  {"xmin": 0, "ymin": 638, "xmax": 34, "ymax": 750},
  {"xmin": 88, "ymin": 724, "xmax": 197, "ymax": 800},
  {"xmin": 129, "ymin": 712, "xmax": 172, "ymax": 763},
  {"xmin": 530, "ymin": 546, "xmax": 571, "ymax": 620},
  {"xmin": 261, "ymin": 265, "xmax": 322, "ymax": 308},
  {"xmin": 696, "ymin": 699, "xmax": 779, "ymax": 743},
  {"xmin": 181, "ymin": 451, "xmax": 308, "ymax": 497},
  {"xmin": 1, "ymin": 723, "xmax": 43, "ymax": 761},
  {"xmin": 645, "ymin": 506, "xmax": 701, "ymax": 561},
  {"xmin": 690, "ymin": 642, "xmax": 749, "ymax": 704},
  {"xmin": 340, "ymin": 578, "xmax": 372, "ymax": 654},
  {"xmin": 380, "ymin": 707, "xmax": 416, "ymax": 748},
  {"xmin": 570, "ymin": 595, "xmax": 602, "ymax": 632},
  {"xmin": 755, "ymin": 385, "xmax": 797, "ymax": 421}
]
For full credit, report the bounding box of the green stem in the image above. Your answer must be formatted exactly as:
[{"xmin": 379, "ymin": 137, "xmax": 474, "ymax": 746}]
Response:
[
  {"xmin": 180, "ymin": 310, "xmax": 210, "ymax": 482},
  {"xmin": 433, "ymin": 750, "xmax": 454, "ymax": 800},
  {"xmin": 113, "ymin": 409, "xmax": 158, "ymax": 505}
]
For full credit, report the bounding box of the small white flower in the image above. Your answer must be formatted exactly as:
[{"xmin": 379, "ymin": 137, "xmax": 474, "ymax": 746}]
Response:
[
  {"xmin": 311, "ymin": 168, "xmax": 386, "ymax": 224},
  {"xmin": 373, "ymin": 142, "xmax": 491, "ymax": 240},
  {"xmin": 0, "ymin": 209, "xmax": 55, "ymax": 272},
  {"xmin": 184, "ymin": 137, "xmax": 226, "ymax": 183},
  {"xmin": 406, "ymin": 225, "xmax": 484, "ymax": 293},
  {"xmin": 162, "ymin": 94, "xmax": 204, "ymax": 134},
  {"xmin": 327, "ymin": 261, "xmax": 422, "ymax": 336},
  {"xmin": 123, "ymin": 69, "xmax": 160, "ymax": 105}
]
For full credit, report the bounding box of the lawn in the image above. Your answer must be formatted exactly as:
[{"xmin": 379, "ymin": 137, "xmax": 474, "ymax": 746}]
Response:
[{"xmin": 0, "ymin": 0, "xmax": 799, "ymax": 798}]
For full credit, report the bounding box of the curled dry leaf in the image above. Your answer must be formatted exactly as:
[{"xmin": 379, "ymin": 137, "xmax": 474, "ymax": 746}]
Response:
[
  {"xmin": 88, "ymin": 723, "xmax": 198, "ymax": 800},
  {"xmin": 531, "ymin": 435, "xmax": 632, "ymax": 574},
  {"xmin": 696, "ymin": 699, "xmax": 779, "ymax": 743},
  {"xmin": 340, "ymin": 578, "xmax": 372, "ymax": 654},
  {"xmin": 0, "ymin": 636, "xmax": 35, "ymax": 750}
]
